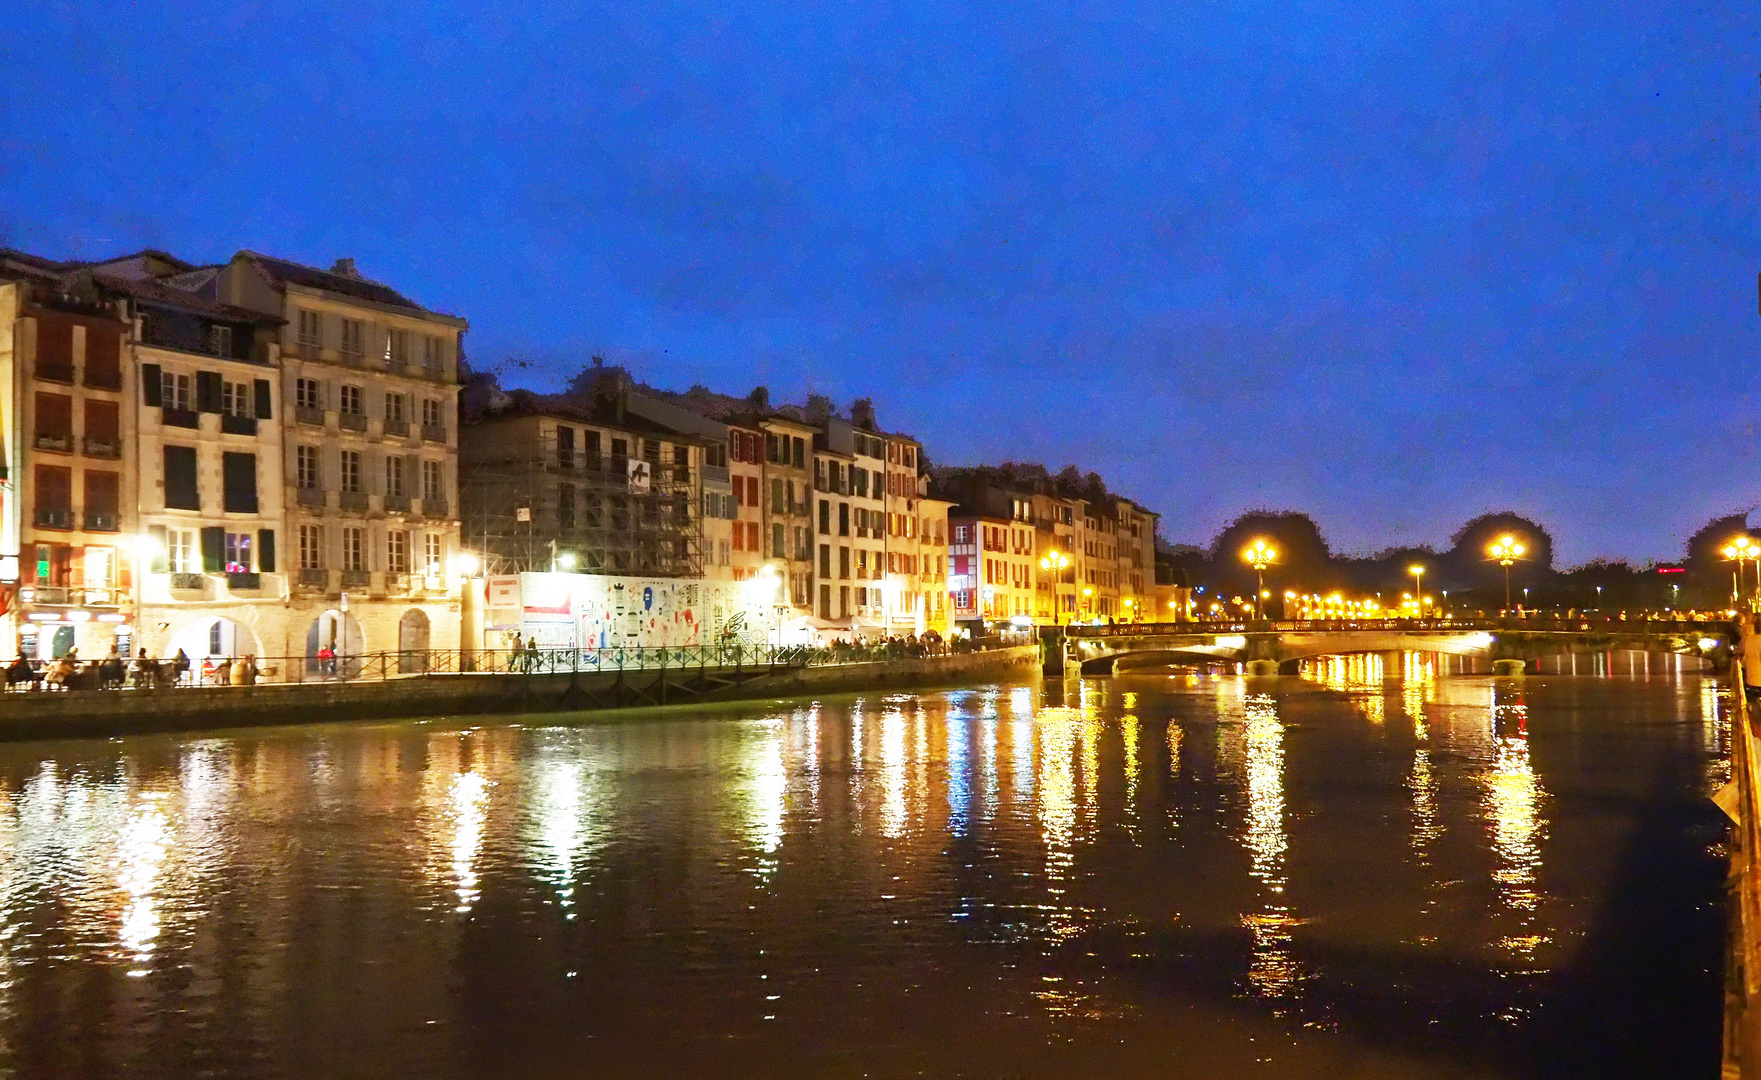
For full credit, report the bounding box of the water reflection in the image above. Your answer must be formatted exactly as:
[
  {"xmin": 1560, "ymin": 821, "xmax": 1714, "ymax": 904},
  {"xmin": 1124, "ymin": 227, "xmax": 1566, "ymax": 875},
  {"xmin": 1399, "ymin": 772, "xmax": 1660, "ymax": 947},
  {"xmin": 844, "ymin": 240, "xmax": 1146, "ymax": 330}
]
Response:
[
  {"xmin": 1239, "ymin": 692, "xmax": 1300, "ymax": 1002},
  {"xmin": 116, "ymin": 793, "xmax": 173, "ymax": 975},
  {"xmin": 0, "ymin": 673, "xmax": 1723, "ymax": 1078},
  {"xmin": 448, "ymin": 772, "xmax": 490, "ymax": 913},
  {"xmin": 1483, "ymin": 687, "xmax": 1548, "ymax": 964}
]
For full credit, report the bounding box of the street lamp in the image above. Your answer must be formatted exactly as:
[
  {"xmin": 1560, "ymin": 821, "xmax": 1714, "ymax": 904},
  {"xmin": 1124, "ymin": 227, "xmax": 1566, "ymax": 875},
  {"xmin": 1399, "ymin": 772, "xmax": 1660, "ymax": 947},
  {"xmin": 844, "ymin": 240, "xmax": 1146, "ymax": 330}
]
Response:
[
  {"xmin": 1722, "ymin": 536, "xmax": 1758, "ymax": 608},
  {"xmin": 1409, "ymin": 565, "xmax": 1425, "ymax": 617},
  {"xmin": 1040, "ymin": 550, "xmax": 1070, "ymax": 622},
  {"xmin": 1487, "ymin": 535, "xmax": 1526, "ymax": 612},
  {"xmin": 1241, "ymin": 539, "xmax": 1277, "ymax": 621}
]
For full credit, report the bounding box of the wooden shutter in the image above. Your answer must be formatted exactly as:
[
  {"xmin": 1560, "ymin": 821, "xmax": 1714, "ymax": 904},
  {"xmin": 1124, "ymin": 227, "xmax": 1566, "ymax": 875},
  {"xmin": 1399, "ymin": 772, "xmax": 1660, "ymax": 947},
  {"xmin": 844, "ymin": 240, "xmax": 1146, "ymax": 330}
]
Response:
[
  {"xmin": 195, "ymin": 371, "xmax": 222, "ymax": 413},
  {"xmin": 258, "ymin": 529, "xmax": 276, "ymax": 573},
  {"xmin": 200, "ymin": 527, "xmax": 224, "ymax": 573},
  {"xmin": 148, "ymin": 525, "xmax": 169, "ymax": 573},
  {"xmin": 253, "ymin": 379, "xmax": 273, "ymax": 419},
  {"xmin": 141, "ymin": 363, "xmax": 162, "ymax": 407}
]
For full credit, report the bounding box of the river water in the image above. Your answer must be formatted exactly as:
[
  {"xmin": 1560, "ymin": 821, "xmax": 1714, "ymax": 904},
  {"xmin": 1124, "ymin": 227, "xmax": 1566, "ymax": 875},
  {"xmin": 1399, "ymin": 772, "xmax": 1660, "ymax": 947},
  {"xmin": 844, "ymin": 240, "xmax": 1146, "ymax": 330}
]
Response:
[{"xmin": 0, "ymin": 657, "xmax": 1729, "ymax": 1078}]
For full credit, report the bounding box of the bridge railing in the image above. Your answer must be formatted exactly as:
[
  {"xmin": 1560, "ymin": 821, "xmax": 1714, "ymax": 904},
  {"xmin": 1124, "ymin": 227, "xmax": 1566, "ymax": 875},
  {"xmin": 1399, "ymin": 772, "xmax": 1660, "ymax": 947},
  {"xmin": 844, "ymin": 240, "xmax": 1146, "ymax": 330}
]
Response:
[
  {"xmin": 1726, "ymin": 661, "xmax": 1761, "ymax": 1075},
  {"xmin": 1063, "ymin": 616, "xmax": 1731, "ymax": 638}
]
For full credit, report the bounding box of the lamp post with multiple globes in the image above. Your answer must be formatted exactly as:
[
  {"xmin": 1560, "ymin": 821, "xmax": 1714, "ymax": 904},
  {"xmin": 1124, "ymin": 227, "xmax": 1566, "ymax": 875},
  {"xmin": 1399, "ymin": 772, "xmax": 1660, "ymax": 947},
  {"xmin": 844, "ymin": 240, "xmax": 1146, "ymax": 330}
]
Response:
[
  {"xmin": 1721, "ymin": 536, "xmax": 1759, "ymax": 609},
  {"xmin": 1487, "ymin": 535, "xmax": 1526, "ymax": 613},
  {"xmin": 1040, "ymin": 549, "xmax": 1071, "ymax": 624},
  {"xmin": 1241, "ymin": 539, "xmax": 1277, "ymax": 621}
]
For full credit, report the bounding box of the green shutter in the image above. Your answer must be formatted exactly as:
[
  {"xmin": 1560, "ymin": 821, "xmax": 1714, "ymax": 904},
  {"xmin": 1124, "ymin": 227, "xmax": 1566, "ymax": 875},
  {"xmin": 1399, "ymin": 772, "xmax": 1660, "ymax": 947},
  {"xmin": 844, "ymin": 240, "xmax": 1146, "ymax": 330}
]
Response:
[
  {"xmin": 200, "ymin": 527, "xmax": 224, "ymax": 573},
  {"xmin": 258, "ymin": 529, "xmax": 276, "ymax": 573},
  {"xmin": 148, "ymin": 525, "xmax": 168, "ymax": 573}
]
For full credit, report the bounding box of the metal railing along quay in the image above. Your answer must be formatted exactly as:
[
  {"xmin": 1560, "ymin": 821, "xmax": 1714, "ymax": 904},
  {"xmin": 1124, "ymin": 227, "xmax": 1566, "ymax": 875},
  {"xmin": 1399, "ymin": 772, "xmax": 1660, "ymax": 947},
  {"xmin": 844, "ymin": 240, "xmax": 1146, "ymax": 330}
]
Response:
[
  {"xmin": 1064, "ymin": 616, "xmax": 1734, "ymax": 638},
  {"xmin": 1726, "ymin": 661, "xmax": 1761, "ymax": 1077},
  {"xmin": 2, "ymin": 639, "xmax": 1007, "ymax": 692}
]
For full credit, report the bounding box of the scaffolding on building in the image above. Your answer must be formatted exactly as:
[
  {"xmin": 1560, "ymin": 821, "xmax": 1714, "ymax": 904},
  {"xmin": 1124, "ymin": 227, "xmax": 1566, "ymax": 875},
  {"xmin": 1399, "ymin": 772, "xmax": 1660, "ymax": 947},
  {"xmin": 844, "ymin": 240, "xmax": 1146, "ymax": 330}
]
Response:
[{"xmin": 460, "ymin": 419, "xmax": 704, "ymax": 579}]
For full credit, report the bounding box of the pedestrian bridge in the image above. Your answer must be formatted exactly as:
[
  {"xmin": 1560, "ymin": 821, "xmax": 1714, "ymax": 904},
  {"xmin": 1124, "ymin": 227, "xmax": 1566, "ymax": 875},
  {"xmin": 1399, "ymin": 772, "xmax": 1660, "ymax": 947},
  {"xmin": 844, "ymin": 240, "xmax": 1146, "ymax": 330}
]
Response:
[{"xmin": 1059, "ymin": 617, "xmax": 1735, "ymax": 676}]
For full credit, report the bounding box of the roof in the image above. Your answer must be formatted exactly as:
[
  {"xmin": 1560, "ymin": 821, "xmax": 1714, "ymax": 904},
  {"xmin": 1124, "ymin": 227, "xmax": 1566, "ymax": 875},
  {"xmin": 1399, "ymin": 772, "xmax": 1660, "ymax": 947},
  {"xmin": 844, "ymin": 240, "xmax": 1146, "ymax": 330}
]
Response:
[
  {"xmin": 92, "ymin": 271, "xmax": 280, "ymax": 324},
  {"xmin": 237, "ymin": 251, "xmax": 435, "ymax": 314},
  {"xmin": 471, "ymin": 396, "xmax": 713, "ymax": 445}
]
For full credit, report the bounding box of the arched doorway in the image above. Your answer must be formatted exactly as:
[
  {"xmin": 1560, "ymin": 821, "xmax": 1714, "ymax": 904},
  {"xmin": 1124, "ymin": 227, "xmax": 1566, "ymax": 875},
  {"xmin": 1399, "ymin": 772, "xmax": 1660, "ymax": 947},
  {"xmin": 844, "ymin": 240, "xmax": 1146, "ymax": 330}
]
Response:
[
  {"xmin": 164, "ymin": 617, "xmax": 262, "ymax": 683},
  {"xmin": 305, "ymin": 610, "xmax": 365, "ymax": 678},
  {"xmin": 398, "ymin": 609, "xmax": 431, "ymax": 673}
]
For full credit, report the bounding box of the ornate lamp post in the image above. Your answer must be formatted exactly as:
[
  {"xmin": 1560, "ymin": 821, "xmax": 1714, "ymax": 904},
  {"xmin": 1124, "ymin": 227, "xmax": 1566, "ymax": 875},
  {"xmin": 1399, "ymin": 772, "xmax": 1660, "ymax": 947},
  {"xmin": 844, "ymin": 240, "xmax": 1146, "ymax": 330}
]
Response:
[
  {"xmin": 1487, "ymin": 535, "xmax": 1526, "ymax": 612},
  {"xmin": 1241, "ymin": 539, "xmax": 1277, "ymax": 621},
  {"xmin": 1722, "ymin": 536, "xmax": 1758, "ymax": 609},
  {"xmin": 1040, "ymin": 549, "xmax": 1070, "ymax": 623}
]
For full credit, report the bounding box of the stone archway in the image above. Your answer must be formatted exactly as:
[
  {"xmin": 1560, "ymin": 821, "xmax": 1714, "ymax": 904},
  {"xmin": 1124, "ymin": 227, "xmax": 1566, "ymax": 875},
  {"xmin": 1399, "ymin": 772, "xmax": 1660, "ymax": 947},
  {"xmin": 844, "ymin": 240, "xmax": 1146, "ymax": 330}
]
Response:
[
  {"xmin": 398, "ymin": 609, "xmax": 432, "ymax": 673},
  {"xmin": 305, "ymin": 610, "xmax": 366, "ymax": 678},
  {"xmin": 164, "ymin": 616, "xmax": 263, "ymax": 683}
]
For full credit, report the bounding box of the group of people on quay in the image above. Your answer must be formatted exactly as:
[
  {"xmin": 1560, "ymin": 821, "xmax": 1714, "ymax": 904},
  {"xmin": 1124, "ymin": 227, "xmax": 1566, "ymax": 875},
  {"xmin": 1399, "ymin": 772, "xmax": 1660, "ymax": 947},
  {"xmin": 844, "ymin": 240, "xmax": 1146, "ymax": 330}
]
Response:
[{"xmin": 4, "ymin": 647, "xmax": 261, "ymax": 692}]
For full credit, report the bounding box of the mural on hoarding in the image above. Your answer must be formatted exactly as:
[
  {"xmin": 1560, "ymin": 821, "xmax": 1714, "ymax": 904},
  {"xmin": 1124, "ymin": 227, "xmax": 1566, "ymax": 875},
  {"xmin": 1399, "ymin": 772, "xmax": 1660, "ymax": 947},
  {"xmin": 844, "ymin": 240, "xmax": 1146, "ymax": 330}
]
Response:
[{"xmin": 512, "ymin": 574, "xmax": 782, "ymax": 652}]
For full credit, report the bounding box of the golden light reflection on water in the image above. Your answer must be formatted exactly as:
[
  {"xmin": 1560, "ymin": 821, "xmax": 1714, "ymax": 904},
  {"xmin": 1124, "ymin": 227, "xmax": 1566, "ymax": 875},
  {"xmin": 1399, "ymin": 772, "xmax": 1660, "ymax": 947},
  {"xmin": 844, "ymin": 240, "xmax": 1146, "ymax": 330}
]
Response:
[
  {"xmin": 116, "ymin": 793, "xmax": 173, "ymax": 975},
  {"xmin": 748, "ymin": 719, "xmax": 788, "ymax": 856},
  {"xmin": 1121, "ymin": 714, "xmax": 1141, "ymax": 839},
  {"xmin": 1703, "ymin": 678, "xmax": 1730, "ymax": 794},
  {"xmin": 533, "ymin": 760, "xmax": 588, "ymax": 916},
  {"xmin": 1239, "ymin": 693, "xmax": 1300, "ymax": 1001},
  {"xmin": 1483, "ymin": 688, "xmax": 1548, "ymax": 963},
  {"xmin": 448, "ymin": 772, "xmax": 490, "ymax": 913},
  {"xmin": 1404, "ymin": 653, "xmax": 1443, "ymax": 860},
  {"xmin": 1034, "ymin": 707, "xmax": 1081, "ymax": 941},
  {"xmin": 879, "ymin": 708, "xmax": 908, "ymax": 839}
]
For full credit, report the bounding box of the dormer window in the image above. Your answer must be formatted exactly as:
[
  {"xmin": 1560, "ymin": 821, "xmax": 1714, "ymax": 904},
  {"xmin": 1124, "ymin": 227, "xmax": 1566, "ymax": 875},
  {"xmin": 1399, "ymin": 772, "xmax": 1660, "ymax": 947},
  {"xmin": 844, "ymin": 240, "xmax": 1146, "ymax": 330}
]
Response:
[{"xmin": 208, "ymin": 325, "xmax": 232, "ymax": 357}]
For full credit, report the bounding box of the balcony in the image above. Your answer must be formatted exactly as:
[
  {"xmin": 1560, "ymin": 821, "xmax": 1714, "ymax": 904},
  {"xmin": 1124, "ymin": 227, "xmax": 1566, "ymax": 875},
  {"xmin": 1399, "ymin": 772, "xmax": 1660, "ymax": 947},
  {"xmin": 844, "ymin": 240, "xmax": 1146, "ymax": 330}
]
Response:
[
  {"xmin": 294, "ymin": 338, "xmax": 323, "ymax": 359},
  {"xmin": 338, "ymin": 412, "xmax": 368, "ymax": 432},
  {"xmin": 35, "ymin": 362, "xmax": 74, "ymax": 385},
  {"xmin": 83, "ymin": 367, "xmax": 122, "ymax": 391},
  {"xmin": 33, "ymin": 508, "xmax": 72, "ymax": 530},
  {"xmin": 386, "ymin": 357, "xmax": 408, "ymax": 373},
  {"xmin": 384, "ymin": 495, "xmax": 411, "ymax": 513},
  {"xmin": 226, "ymin": 571, "xmax": 261, "ymax": 591},
  {"xmin": 298, "ymin": 568, "xmax": 328, "ymax": 587},
  {"xmin": 169, "ymin": 572, "xmax": 206, "ymax": 592},
  {"xmin": 82, "ymin": 436, "xmax": 121, "ymax": 458},
  {"xmin": 340, "ymin": 569, "xmax": 371, "ymax": 588},
  {"xmin": 422, "ymin": 497, "xmax": 449, "ymax": 518},
  {"xmin": 339, "ymin": 348, "xmax": 365, "ymax": 368},
  {"xmin": 296, "ymin": 406, "xmax": 326, "ymax": 427},
  {"xmin": 33, "ymin": 432, "xmax": 72, "ymax": 453},
  {"xmin": 339, "ymin": 491, "xmax": 369, "ymax": 511},
  {"xmin": 83, "ymin": 512, "xmax": 118, "ymax": 532},
  {"xmin": 703, "ymin": 463, "xmax": 729, "ymax": 485},
  {"xmin": 384, "ymin": 418, "xmax": 410, "ymax": 437},
  {"xmin": 220, "ymin": 413, "xmax": 258, "ymax": 436},
  {"xmin": 421, "ymin": 423, "xmax": 447, "ymax": 443},
  {"xmin": 385, "ymin": 573, "xmax": 411, "ymax": 592},
  {"xmin": 162, "ymin": 407, "xmax": 199, "ymax": 429},
  {"xmin": 296, "ymin": 486, "xmax": 326, "ymax": 507}
]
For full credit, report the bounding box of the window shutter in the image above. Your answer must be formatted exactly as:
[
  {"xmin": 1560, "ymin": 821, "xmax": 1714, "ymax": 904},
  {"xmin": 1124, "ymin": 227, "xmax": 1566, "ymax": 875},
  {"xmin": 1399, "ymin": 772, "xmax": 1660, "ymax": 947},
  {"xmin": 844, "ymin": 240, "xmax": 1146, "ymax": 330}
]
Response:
[
  {"xmin": 196, "ymin": 371, "xmax": 222, "ymax": 413},
  {"xmin": 258, "ymin": 529, "xmax": 276, "ymax": 573},
  {"xmin": 142, "ymin": 363, "xmax": 162, "ymax": 407},
  {"xmin": 223, "ymin": 452, "xmax": 259, "ymax": 514},
  {"xmin": 148, "ymin": 525, "xmax": 169, "ymax": 573},
  {"xmin": 404, "ymin": 454, "xmax": 420, "ymax": 497},
  {"xmin": 200, "ymin": 527, "xmax": 225, "ymax": 573},
  {"xmin": 254, "ymin": 379, "xmax": 273, "ymax": 419}
]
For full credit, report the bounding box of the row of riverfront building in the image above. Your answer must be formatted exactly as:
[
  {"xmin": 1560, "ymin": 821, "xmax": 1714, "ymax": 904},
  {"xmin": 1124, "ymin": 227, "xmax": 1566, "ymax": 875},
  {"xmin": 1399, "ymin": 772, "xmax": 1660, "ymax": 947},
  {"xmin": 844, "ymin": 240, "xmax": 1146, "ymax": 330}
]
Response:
[{"xmin": 0, "ymin": 246, "xmax": 1177, "ymax": 668}]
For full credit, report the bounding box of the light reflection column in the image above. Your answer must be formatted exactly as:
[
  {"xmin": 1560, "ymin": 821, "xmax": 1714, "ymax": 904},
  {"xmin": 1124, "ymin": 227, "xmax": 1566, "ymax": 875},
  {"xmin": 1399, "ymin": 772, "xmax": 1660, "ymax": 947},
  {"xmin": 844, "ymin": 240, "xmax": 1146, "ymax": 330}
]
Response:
[
  {"xmin": 1240, "ymin": 693, "xmax": 1300, "ymax": 1001},
  {"xmin": 1482, "ymin": 687, "xmax": 1548, "ymax": 965}
]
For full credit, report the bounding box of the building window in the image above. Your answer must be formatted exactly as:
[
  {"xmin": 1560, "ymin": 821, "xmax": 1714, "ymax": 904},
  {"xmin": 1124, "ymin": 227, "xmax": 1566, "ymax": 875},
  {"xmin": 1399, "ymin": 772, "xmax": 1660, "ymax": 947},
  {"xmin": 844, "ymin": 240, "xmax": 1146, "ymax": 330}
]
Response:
[
  {"xmin": 222, "ymin": 380, "xmax": 252, "ymax": 417},
  {"xmin": 387, "ymin": 530, "xmax": 408, "ymax": 574},
  {"xmin": 296, "ymin": 378, "xmax": 322, "ymax": 410},
  {"xmin": 557, "ymin": 426, "xmax": 575, "ymax": 468},
  {"xmin": 208, "ymin": 325, "xmax": 233, "ymax": 358},
  {"xmin": 297, "ymin": 310, "xmax": 322, "ymax": 347},
  {"xmin": 166, "ymin": 529, "xmax": 197, "ymax": 573},
  {"xmin": 297, "ymin": 445, "xmax": 320, "ymax": 489},
  {"xmin": 224, "ymin": 532, "xmax": 252, "ymax": 572},
  {"xmin": 299, "ymin": 524, "xmax": 323, "ymax": 570},
  {"xmin": 162, "ymin": 371, "xmax": 192, "ymax": 411},
  {"xmin": 340, "ymin": 450, "xmax": 361, "ymax": 493},
  {"xmin": 424, "ymin": 533, "xmax": 442, "ymax": 575},
  {"xmin": 385, "ymin": 392, "xmax": 406, "ymax": 423},
  {"xmin": 422, "ymin": 398, "xmax": 442, "ymax": 427},
  {"xmin": 387, "ymin": 328, "xmax": 410, "ymax": 366},
  {"xmin": 340, "ymin": 318, "xmax": 364, "ymax": 358},
  {"xmin": 422, "ymin": 460, "xmax": 443, "ymax": 501},
  {"xmin": 385, "ymin": 456, "xmax": 405, "ymax": 498},
  {"xmin": 339, "ymin": 385, "xmax": 363, "ymax": 416},
  {"xmin": 772, "ymin": 523, "xmax": 785, "ymax": 559},
  {"xmin": 341, "ymin": 527, "xmax": 364, "ymax": 572},
  {"xmin": 423, "ymin": 336, "xmax": 443, "ymax": 372}
]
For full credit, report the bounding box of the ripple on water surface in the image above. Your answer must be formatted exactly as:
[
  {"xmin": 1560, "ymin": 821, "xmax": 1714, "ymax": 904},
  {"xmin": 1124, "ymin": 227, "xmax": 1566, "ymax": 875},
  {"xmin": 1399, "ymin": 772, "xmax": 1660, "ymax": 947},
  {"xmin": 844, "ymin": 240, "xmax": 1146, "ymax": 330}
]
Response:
[{"xmin": 0, "ymin": 664, "xmax": 1727, "ymax": 1079}]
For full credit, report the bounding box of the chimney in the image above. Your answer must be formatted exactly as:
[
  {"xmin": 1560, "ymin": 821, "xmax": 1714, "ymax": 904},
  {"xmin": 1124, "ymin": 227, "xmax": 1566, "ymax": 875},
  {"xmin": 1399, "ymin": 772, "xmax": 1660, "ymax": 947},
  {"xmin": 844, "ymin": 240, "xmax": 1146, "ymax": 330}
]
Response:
[{"xmin": 330, "ymin": 258, "xmax": 359, "ymax": 278}]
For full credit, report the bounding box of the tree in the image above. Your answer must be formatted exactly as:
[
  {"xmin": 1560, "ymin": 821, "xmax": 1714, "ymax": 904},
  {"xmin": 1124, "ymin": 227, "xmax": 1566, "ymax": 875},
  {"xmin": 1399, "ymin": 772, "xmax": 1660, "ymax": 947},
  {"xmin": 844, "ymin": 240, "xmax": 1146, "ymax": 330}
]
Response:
[{"xmin": 1206, "ymin": 511, "xmax": 1336, "ymax": 607}]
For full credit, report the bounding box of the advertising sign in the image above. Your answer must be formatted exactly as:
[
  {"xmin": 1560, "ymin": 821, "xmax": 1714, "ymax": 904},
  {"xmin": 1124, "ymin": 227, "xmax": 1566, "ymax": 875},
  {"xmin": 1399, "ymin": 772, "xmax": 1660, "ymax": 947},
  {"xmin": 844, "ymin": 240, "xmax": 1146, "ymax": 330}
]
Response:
[{"xmin": 627, "ymin": 458, "xmax": 652, "ymax": 493}]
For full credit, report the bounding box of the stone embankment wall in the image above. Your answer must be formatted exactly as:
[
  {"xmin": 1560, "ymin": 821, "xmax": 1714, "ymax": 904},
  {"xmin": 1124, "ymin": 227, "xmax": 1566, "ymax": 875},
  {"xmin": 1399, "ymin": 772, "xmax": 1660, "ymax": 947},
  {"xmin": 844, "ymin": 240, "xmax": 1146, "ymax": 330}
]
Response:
[{"xmin": 0, "ymin": 646, "xmax": 1039, "ymax": 743}]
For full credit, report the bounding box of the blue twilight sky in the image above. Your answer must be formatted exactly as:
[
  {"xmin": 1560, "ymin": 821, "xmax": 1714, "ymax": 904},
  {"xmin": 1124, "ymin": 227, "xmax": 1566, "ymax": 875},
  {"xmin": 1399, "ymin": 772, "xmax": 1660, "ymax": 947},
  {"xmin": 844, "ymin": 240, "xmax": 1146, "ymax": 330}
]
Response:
[{"xmin": 1, "ymin": 0, "xmax": 1755, "ymax": 563}]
